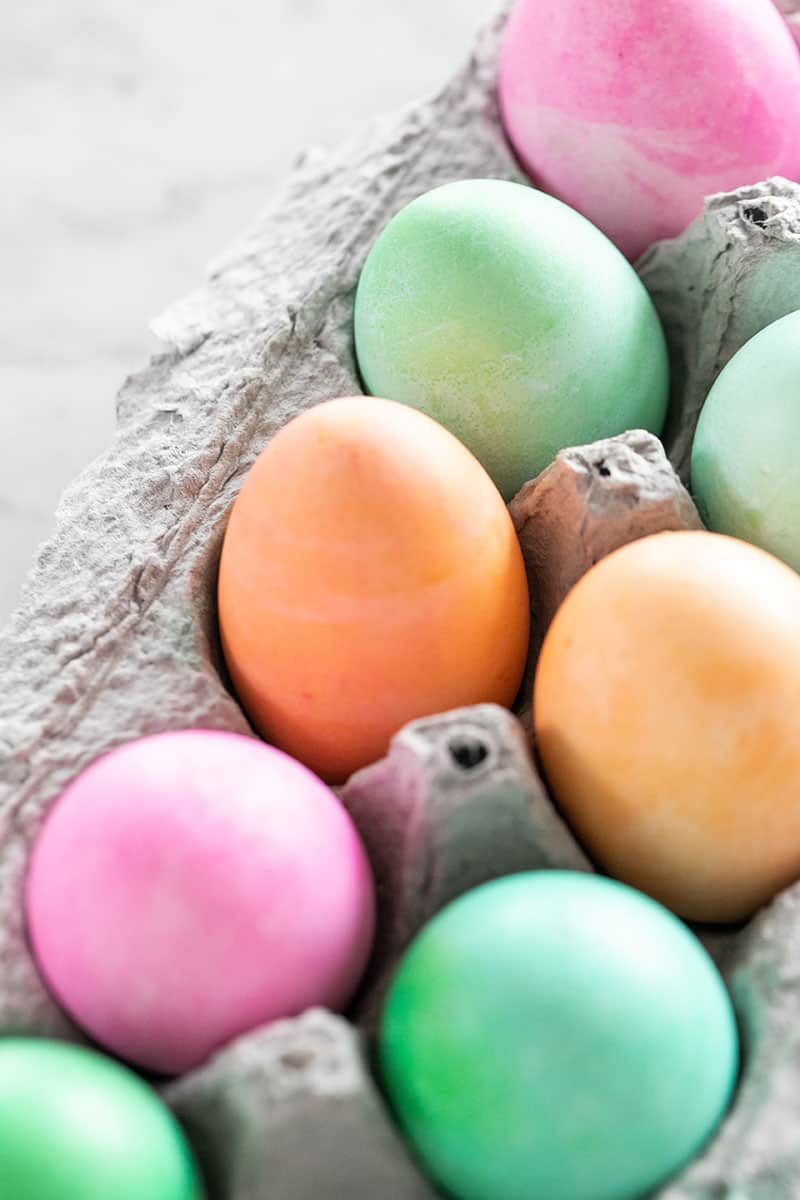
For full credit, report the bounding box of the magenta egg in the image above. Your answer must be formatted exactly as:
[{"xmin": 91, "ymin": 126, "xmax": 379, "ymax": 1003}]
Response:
[
  {"xmin": 26, "ymin": 730, "xmax": 375, "ymax": 1074},
  {"xmin": 499, "ymin": 0, "xmax": 800, "ymax": 260}
]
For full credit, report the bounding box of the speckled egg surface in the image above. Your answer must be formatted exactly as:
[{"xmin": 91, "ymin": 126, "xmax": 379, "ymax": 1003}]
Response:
[
  {"xmin": 534, "ymin": 530, "xmax": 800, "ymax": 923},
  {"xmin": 26, "ymin": 730, "xmax": 375, "ymax": 1074},
  {"xmin": 692, "ymin": 310, "xmax": 800, "ymax": 573},
  {"xmin": 499, "ymin": 0, "xmax": 800, "ymax": 260},
  {"xmin": 353, "ymin": 179, "xmax": 668, "ymax": 499}
]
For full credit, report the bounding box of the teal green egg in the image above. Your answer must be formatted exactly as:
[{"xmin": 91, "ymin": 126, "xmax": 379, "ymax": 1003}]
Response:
[
  {"xmin": 379, "ymin": 872, "xmax": 738, "ymax": 1200},
  {"xmin": 353, "ymin": 179, "xmax": 669, "ymax": 499},
  {"xmin": 692, "ymin": 311, "xmax": 800, "ymax": 572},
  {"xmin": 0, "ymin": 1039, "xmax": 204, "ymax": 1200}
]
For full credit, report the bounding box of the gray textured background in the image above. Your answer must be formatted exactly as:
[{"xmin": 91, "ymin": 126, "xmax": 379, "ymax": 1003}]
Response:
[{"xmin": 1, "ymin": 0, "xmax": 489, "ymax": 623}]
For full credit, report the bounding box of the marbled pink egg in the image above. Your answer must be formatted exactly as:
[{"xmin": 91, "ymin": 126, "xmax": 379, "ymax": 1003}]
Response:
[
  {"xmin": 499, "ymin": 0, "xmax": 800, "ymax": 259},
  {"xmin": 26, "ymin": 730, "xmax": 375, "ymax": 1074}
]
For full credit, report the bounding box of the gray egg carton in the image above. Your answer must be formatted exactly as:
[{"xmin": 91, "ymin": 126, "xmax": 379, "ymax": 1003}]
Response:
[{"xmin": 2, "ymin": 2, "xmax": 800, "ymax": 1196}]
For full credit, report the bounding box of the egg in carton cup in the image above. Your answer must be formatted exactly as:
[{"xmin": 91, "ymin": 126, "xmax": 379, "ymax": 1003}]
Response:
[{"xmin": 3, "ymin": 1, "xmax": 800, "ymax": 1197}]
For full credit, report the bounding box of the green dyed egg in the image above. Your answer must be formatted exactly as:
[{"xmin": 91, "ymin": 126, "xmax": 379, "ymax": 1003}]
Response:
[
  {"xmin": 0, "ymin": 1039, "xmax": 204, "ymax": 1200},
  {"xmin": 354, "ymin": 179, "xmax": 669, "ymax": 499},
  {"xmin": 380, "ymin": 872, "xmax": 737, "ymax": 1200},
  {"xmin": 692, "ymin": 311, "xmax": 800, "ymax": 572}
]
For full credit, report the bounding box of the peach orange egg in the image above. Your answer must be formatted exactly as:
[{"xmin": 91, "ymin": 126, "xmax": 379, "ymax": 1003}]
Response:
[
  {"xmin": 218, "ymin": 397, "xmax": 530, "ymax": 783},
  {"xmin": 534, "ymin": 531, "xmax": 800, "ymax": 923}
]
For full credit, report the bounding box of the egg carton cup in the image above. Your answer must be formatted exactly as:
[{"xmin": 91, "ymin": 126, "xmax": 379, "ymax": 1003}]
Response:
[
  {"xmin": 777, "ymin": 0, "xmax": 800, "ymax": 40},
  {"xmin": 3, "ymin": 2, "xmax": 800, "ymax": 1196}
]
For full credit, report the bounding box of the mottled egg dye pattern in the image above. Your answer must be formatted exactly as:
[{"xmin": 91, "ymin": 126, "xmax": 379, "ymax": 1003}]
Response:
[
  {"xmin": 500, "ymin": 0, "xmax": 800, "ymax": 259},
  {"xmin": 26, "ymin": 730, "xmax": 375, "ymax": 1074}
]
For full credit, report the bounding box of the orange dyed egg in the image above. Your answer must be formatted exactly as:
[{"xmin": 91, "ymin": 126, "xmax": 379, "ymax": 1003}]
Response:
[
  {"xmin": 218, "ymin": 397, "xmax": 530, "ymax": 783},
  {"xmin": 534, "ymin": 531, "xmax": 800, "ymax": 923}
]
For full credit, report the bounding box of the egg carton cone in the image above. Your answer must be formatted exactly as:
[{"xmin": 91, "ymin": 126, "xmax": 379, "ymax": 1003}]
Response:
[
  {"xmin": 776, "ymin": 0, "xmax": 800, "ymax": 43},
  {"xmin": 2, "ymin": 1, "xmax": 800, "ymax": 1196}
]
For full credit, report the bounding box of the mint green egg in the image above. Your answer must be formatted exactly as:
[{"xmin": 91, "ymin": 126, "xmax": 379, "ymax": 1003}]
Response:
[
  {"xmin": 354, "ymin": 180, "xmax": 669, "ymax": 500},
  {"xmin": 692, "ymin": 311, "xmax": 800, "ymax": 572},
  {"xmin": 380, "ymin": 873, "xmax": 737, "ymax": 1200},
  {"xmin": 0, "ymin": 1039, "xmax": 204, "ymax": 1200}
]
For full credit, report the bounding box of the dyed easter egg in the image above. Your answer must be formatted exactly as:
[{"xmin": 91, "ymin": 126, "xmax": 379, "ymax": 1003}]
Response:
[
  {"xmin": 0, "ymin": 1038, "xmax": 203, "ymax": 1200},
  {"xmin": 534, "ymin": 531, "xmax": 800, "ymax": 923},
  {"xmin": 380, "ymin": 872, "xmax": 737, "ymax": 1200},
  {"xmin": 217, "ymin": 396, "xmax": 530, "ymax": 783},
  {"xmin": 692, "ymin": 311, "xmax": 800, "ymax": 572},
  {"xmin": 353, "ymin": 179, "xmax": 668, "ymax": 499},
  {"xmin": 26, "ymin": 730, "xmax": 375, "ymax": 1074},
  {"xmin": 499, "ymin": 0, "xmax": 800, "ymax": 260}
]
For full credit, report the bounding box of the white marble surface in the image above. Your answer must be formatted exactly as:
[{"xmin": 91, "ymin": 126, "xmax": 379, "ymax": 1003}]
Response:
[{"xmin": 1, "ymin": 0, "xmax": 491, "ymax": 623}]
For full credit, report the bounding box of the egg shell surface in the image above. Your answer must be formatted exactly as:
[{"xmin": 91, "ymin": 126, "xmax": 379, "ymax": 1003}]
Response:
[
  {"xmin": 26, "ymin": 730, "xmax": 376, "ymax": 1074},
  {"xmin": 499, "ymin": 0, "xmax": 800, "ymax": 260},
  {"xmin": 353, "ymin": 179, "xmax": 668, "ymax": 500},
  {"xmin": 217, "ymin": 396, "xmax": 530, "ymax": 783},
  {"xmin": 0, "ymin": 1038, "xmax": 204, "ymax": 1200},
  {"xmin": 380, "ymin": 872, "xmax": 738, "ymax": 1200},
  {"xmin": 534, "ymin": 531, "xmax": 800, "ymax": 923},
  {"xmin": 692, "ymin": 310, "xmax": 800, "ymax": 572}
]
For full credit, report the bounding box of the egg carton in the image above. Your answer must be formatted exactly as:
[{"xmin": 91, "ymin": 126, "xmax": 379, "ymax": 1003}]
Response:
[
  {"xmin": 777, "ymin": 0, "xmax": 800, "ymax": 40},
  {"xmin": 3, "ymin": 2, "xmax": 800, "ymax": 1196}
]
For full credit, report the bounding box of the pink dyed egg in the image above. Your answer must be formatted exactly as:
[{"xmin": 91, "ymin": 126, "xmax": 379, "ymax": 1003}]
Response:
[
  {"xmin": 499, "ymin": 0, "xmax": 800, "ymax": 259},
  {"xmin": 26, "ymin": 730, "xmax": 375, "ymax": 1075}
]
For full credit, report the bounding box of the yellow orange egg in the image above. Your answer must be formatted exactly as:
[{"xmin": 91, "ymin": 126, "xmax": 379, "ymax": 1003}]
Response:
[
  {"xmin": 218, "ymin": 397, "xmax": 530, "ymax": 783},
  {"xmin": 534, "ymin": 531, "xmax": 800, "ymax": 923}
]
